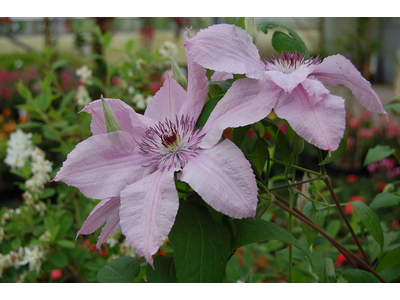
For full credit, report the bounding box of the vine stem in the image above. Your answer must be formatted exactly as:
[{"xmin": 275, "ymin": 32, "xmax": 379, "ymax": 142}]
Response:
[
  {"xmin": 323, "ymin": 177, "xmax": 372, "ymax": 266},
  {"xmin": 272, "ymin": 192, "xmax": 386, "ymax": 283}
]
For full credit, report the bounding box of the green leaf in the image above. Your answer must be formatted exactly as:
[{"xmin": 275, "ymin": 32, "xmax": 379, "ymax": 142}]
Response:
[
  {"xmin": 232, "ymin": 125, "xmax": 251, "ymax": 147},
  {"xmin": 363, "ymin": 145, "xmax": 395, "ymax": 166},
  {"xmin": 196, "ymin": 96, "xmax": 222, "ymax": 128},
  {"xmin": 302, "ymin": 202, "xmax": 326, "ymax": 246},
  {"xmin": 145, "ymin": 255, "xmax": 177, "ymax": 283},
  {"xmin": 379, "ymin": 264, "xmax": 400, "ymax": 282},
  {"xmin": 258, "ymin": 21, "xmax": 307, "ymax": 53},
  {"xmin": 370, "ymin": 192, "xmax": 400, "ymax": 209},
  {"xmin": 341, "ymin": 269, "xmax": 381, "ymax": 283},
  {"xmin": 51, "ymin": 59, "xmax": 67, "ymax": 70},
  {"xmin": 319, "ymin": 135, "xmax": 347, "ymax": 165},
  {"xmin": 308, "ymin": 252, "xmax": 329, "ymax": 283},
  {"xmin": 55, "ymin": 240, "xmax": 76, "ymax": 249},
  {"xmin": 208, "ymin": 81, "xmax": 232, "ymax": 98},
  {"xmin": 352, "ymin": 201, "xmax": 384, "ymax": 250},
  {"xmin": 97, "ymin": 256, "xmax": 141, "ymax": 283},
  {"xmin": 232, "ymin": 218, "xmax": 309, "ymax": 255},
  {"xmin": 235, "ymin": 17, "xmax": 246, "ymax": 30},
  {"xmin": 376, "ymin": 246, "xmax": 400, "ymax": 273},
  {"xmin": 125, "ymin": 40, "xmax": 135, "ymax": 53},
  {"xmin": 48, "ymin": 251, "xmax": 68, "ymax": 268},
  {"xmin": 169, "ymin": 200, "xmax": 232, "ymax": 283},
  {"xmin": 39, "ymin": 188, "xmax": 56, "ymax": 199},
  {"xmin": 58, "ymin": 91, "xmax": 75, "ymax": 114},
  {"xmin": 249, "ymin": 138, "xmax": 269, "ymax": 175},
  {"xmin": 11, "ymin": 238, "xmax": 22, "ymax": 250},
  {"xmin": 384, "ymin": 103, "xmax": 400, "ymax": 114}
]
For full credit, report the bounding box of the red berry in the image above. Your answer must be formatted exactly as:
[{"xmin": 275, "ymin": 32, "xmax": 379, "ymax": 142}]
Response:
[
  {"xmin": 392, "ymin": 220, "xmax": 399, "ymax": 229},
  {"xmin": 98, "ymin": 248, "xmax": 108, "ymax": 257},
  {"xmin": 51, "ymin": 269, "xmax": 63, "ymax": 280},
  {"xmin": 334, "ymin": 253, "xmax": 347, "ymax": 268},
  {"xmin": 346, "ymin": 174, "xmax": 358, "ymax": 183}
]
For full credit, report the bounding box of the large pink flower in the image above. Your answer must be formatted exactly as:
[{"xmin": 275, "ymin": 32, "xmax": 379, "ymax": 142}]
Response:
[
  {"xmin": 185, "ymin": 24, "xmax": 387, "ymax": 151},
  {"xmin": 53, "ymin": 36, "xmax": 258, "ymax": 265}
]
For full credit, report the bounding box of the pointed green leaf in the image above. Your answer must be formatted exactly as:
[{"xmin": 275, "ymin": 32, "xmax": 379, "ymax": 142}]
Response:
[
  {"xmin": 145, "ymin": 255, "xmax": 177, "ymax": 283},
  {"xmin": 232, "ymin": 218, "xmax": 309, "ymax": 255},
  {"xmin": 308, "ymin": 252, "xmax": 329, "ymax": 283},
  {"xmin": 235, "ymin": 17, "xmax": 245, "ymax": 30},
  {"xmin": 319, "ymin": 135, "xmax": 347, "ymax": 165},
  {"xmin": 101, "ymin": 96, "xmax": 122, "ymax": 133},
  {"xmin": 363, "ymin": 145, "xmax": 395, "ymax": 166},
  {"xmin": 169, "ymin": 200, "xmax": 232, "ymax": 283},
  {"xmin": 232, "ymin": 125, "xmax": 251, "ymax": 147},
  {"xmin": 376, "ymin": 246, "xmax": 400, "ymax": 273},
  {"xmin": 370, "ymin": 192, "xmax": 400, "ymax": 209},
  {"xmin": 195, "ymin": 96, "xmax": 222, "ymax": 128},
  {"xmin": 352, "ymin": 201, "xmax": 384, "ymax": 250},
  {"xmin": 341, "ymin": 269, "xmax": 381, "ymax": 283},
  {"xmin": 302, "ymin": 202, "xmax": 326, "ymax": 246},
  {"xmin": 249, "ymin": 138, "xmax": 269, "ymax": 175},
  {"xmin": 97, "ymin": 256, "xmax": 141, "ymax": 283},
  {"xmin": 171, "ymin": 57, "xmax": 187, "ymax": 89}
]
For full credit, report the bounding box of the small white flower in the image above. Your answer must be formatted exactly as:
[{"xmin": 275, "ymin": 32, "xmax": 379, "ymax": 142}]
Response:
[
  {"xmin": 119, "ymin": 240, "xmax": 137, "ymax": 258},
  {"xmin": 18, "ymin": 246, "xmax": 44, "ymax": 274},
  {"xmin": 159, "ymin": 41, "xmax": 178, "ymax": 58},
  {"xmin": 132, "ymin": 93, "xmax": 146, "ymax": 110},
  {"xmin": 34, "ymin": 202, "xmax": 47, "ymax": 217},
  {"xmin": 106, "ymin": 236, "xmax": 119, "ymax": 248},
  {"xmin": 136, "ymin": 59, "xmax": 145, "ymax": 71},
  {"xmin": 75, "ymin": 85, "xmax": 92, "ymax": 107},
  {"xmin": 0, "ymin": 227, "xmax": 4, "ymax": 244},
  {"xmin": 127, "ymin": 86, "xmax": 135, "ymax": 95},
  {"xmin": 76, "ymin": 65, "xmax": 93, "ymax": 85},
  {"xmin": 4, "ymin": 129, "xmax": 33, "ymax": 169}
]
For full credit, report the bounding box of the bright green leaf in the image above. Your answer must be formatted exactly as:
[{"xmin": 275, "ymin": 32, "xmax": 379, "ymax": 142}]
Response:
[
  {"xmin": 370, "ymin": 192, "xmax": 400, "ymax": 209},
  {"xmin": 364, "ymin": 145, "xmax": 395, "ymax": 166},
  {"xmin": 11, "ymin": 238, "xmax": 21, "ymax": 250},
  {"xmin": 97, "ymin": 256, "xmax": 141, "ymax": 283},
  {"xmin": 49, "ymin": 251, "xmax": 68, "ymax": 268},
  {"xmin": 51, "ymin": 59, "xmax": 67, "ymax": 70},
  {"xmin": 352, "ymin": 201, "xmax": 384, "ymax": 250},
  {"xmin": 376, "ymin": 246, "xmax": 400, "ymax": 273},
  {"xmin": 196, "ymin": 96, "xmax": 222, "ymax": 128},
  {"xmin": 55, "ymin": 240, "xmax": 76, "ymax": 249}
]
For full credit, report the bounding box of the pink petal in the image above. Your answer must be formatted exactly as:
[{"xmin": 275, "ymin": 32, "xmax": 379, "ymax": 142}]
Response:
[
  {"xmin": 81, "ymin": 98, "xmax": 154, "ymax": 140},
  {"xmin": 274, "ymin": 86, "xmax": 346, "ymax": 151},
  {"xmin": 120, "ymin": 169, "xmax": 179, "ymax": 266},
  {"xmin": 200, "ymin": 78, "xmax": 281, "ymax": 148},
  {"xmin": 178, "ymin": 32, "xmax": 209, "ymax": 121},
  {"xmin": 76, "ymin": 197, "xmax": 120, "ymax": 247},
  {"xmin": 211, "ymin": 71, "xmax": 234, "ymax": 81},
  {"xmin": 53, "ymin": 131, "xmax": 154, "ymax": 199},
  {"xmin": 311, "ymin": 54, "xmax": 387, "ymax": 115},
  {"xmin": 180, "ymin": 139, "xmax": 257, "ymax": 219},
  {"xmin": 266, "ymin": 66, "xmax": 314, "ymax": 93},
  {"xmin": 185, "ymin": 24, "xmax": 265, "ymax": 79},
  {"xmin": 144, "ymin": 74, "xmax": 187, "ymax": 122},
  {"xmin": 301, "ymin": 78, "xmax": 330, "ymax": 106}
]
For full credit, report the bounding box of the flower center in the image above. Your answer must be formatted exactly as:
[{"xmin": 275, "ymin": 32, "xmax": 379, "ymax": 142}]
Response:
[
  {"xmin": 140, "ymin": 115, "xmax": 204, "ymax": 171},
  {"xmin": 263, "ymin": 51, "xmax": 321, "ymax": 74}
]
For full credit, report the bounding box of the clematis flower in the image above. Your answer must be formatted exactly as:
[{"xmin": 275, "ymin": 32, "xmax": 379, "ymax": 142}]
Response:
[
  {"xmin": 185, "ymin": 24, "xmax": 387, "ymax": 151},
  {"xmin": 53, "ymin": 34, "xmax": 258, "ymax": 265}
]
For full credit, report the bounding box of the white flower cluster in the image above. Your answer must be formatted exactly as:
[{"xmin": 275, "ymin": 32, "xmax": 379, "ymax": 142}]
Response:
[
  {"xmin": 75, "ymin": 85, "xmax": 92, "ymax": 107},
  {"xmin": 159, "ymin": 41, "xmax": 178, "ymax": 58},
  {"xmin": 4, "ymin": 129, "xmax": 33, "ymax": 169},
  {"xmin": 132, "ymin": 94, "xmax": 152, "ymax": 110},
  {"xmin": 76, "ymin": 65, "xmax": 93, "ymax": 86}
]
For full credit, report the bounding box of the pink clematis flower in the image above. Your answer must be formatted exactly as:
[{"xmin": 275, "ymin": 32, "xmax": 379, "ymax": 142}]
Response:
[
  {"xmin": 53, "ymin": 35, "xmax": 258, "ymax": 265},
  {"xmin": 185, "ymin": 24, "xmax": 387, "ymax": 151}
]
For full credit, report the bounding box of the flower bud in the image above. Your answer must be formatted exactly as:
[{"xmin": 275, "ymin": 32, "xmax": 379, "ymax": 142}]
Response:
[
  {"xmin": 171, "ymin": 58, "xmax": 188, "ymax": 89},
  {"xmin": 101, "ymin": 95, "xmax": 122, "ymax": 133},
  {"xmin": 245, "ymin": 17, "xmax": 257, "ymax": 44},
  {"xmin": 325, "ymin": 257, "xmax": 336, "ymax": 283},
  {"xmin": 291, "ymin": 133, "xmax": 304, "ymax": 155},
  {"xmin": 383, "ymin": 183, "xmax": 394, "ymax": 193}
]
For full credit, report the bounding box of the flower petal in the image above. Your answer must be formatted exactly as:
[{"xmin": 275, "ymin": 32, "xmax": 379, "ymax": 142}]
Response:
[
  {"xmin": 82, "ymin": 98, "xmax": 154, "ymax": 139},
  {"xmin": 311, "ymin": 54, "xmax": 387, "ymax": 114},
  {"xmin": 301, "ymin": 78, "xmax": 330, "ymax": 106},
  {"xmin": 144, "ymin": 74, "xmax": 187, "ymax": 122},
  {"xmin": 266, "ymin": 66, "xmax": 313, "ymax": 93},
  {"xmin": 180, "ymin": 139, "xmax": 257, "ymax": 219},
  {"xmin": 274, "ymin": 86, "xmax": 346, "ymax": 151},
  {"xmin": 53, "ymin": 131, "xmax": 154, "ymax": 199},
  {"xmin": 120, "ymin": 169, "xmax": 179, "ymax": 266},
  {"xmin": 211, "ymin": 71, "xmax": 234, "ymax": 81},
  {"xmin": 185, "ymin": 24, "xmax": 265, "ymax": 78},
  {"xmin": 200, "ymin": 78, "xmax": 281, "ymax": 148},
  {"xmin": 76, "ymin": 197, "xmax": 120, "ymax": 247},
  {"xmin": 178, "ymin": 32, "xmax": 209, "ymax": 121}
]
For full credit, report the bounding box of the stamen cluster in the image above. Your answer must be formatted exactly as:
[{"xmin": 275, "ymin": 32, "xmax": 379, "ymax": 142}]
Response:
[
  {"xmin": 263, "ymin": 51, "xmax": 321, "ymax": 73},
  {"xmin": 140, "ymin": 115, "xmax": 204, "ymax": 170}
]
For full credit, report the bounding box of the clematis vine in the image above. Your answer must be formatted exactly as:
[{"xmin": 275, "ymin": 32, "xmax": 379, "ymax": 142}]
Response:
[
  {"xmin": 53, "ymin": 34, "xmax": 258, "ymax": 265},
  {"xmin": 184, "ymin": 24, "xmax": 387, "ymax": 151}
]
